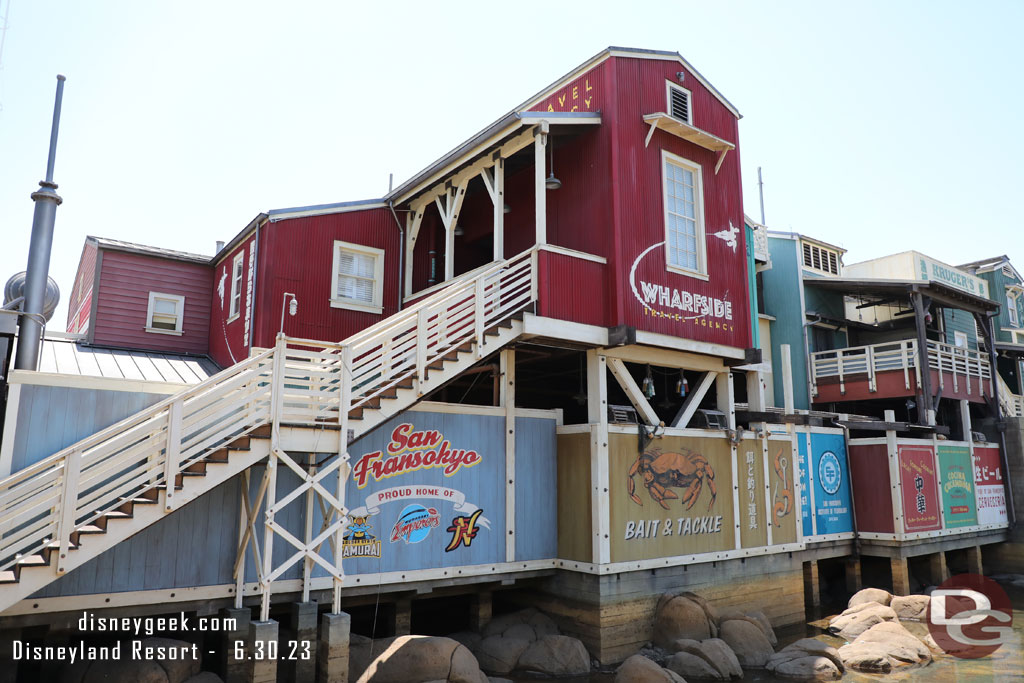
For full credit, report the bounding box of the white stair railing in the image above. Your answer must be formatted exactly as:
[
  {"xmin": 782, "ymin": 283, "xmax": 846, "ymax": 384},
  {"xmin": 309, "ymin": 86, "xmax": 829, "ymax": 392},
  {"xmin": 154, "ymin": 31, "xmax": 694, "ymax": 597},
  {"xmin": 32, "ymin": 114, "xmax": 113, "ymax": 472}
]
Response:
[{"xmin": 0, "ymin": 248, "xmax": 537, "ymax": 593}]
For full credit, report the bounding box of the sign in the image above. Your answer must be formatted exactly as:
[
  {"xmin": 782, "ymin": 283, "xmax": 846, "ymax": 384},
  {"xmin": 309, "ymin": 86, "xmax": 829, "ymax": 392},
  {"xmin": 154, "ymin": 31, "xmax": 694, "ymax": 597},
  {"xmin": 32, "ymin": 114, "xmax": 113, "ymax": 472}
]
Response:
[
  {"xmin": 797, "ymin": 435, "xmax": 813, "ymax": 537},
  {"xmin": 611, "ymin": 435, "xmax": 736, "ymax": 562},
  {"xmin": 768, "ymin": 439, "xmax": 798, "ymax": 545},
  {"xmin": 918, "ymin": 255, "xmax": 987, "ymax": 298},
  {"xmin": 938, "ymin": 445, "xmax": 977, "ymax": 528},
  {"xmin": 974, "ymin": 446, "xmax": 1008, "ymax": 525},
  {"xmin": 739, "ymin": 446, "xmax": 767, "ymax": 549},
  {"xmin": 810, "ymin": 433, "xmax": 854, "ymax": 535},
  {"xmin": 899, "ymin": 444, "xmax": 941, "ymax": 532}
]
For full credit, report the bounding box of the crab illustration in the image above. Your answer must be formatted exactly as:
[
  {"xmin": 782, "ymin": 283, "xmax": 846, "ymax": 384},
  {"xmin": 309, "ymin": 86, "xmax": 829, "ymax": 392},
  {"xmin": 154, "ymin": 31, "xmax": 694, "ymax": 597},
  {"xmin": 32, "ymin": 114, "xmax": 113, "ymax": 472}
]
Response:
[{"xmin": 627, "ymin": 447, "xmax": 717, "ymax": 511}]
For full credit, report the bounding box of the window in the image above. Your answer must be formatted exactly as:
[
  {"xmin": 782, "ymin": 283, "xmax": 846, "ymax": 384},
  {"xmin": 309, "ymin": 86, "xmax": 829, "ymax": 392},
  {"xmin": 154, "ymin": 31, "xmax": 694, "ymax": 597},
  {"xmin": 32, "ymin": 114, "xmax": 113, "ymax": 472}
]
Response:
[
  {"xmin": 1007, "ymin": 292, "xmax": 1019, "ymax": 327},
  {"xmin": 331, "ymin": 240, "xmax": 385, "ymax": 313},
  {"xmin": 666, "ymin": 82, "xmax": 692, "ymax": 124},
  {"xmin": 801, "ymin": 241, "xmax": 841, "ymax": 275},
  {"xmin": 228, "ymin": 252, "xmax": 244, "ymax": 320},
  {"xmin": 661, "ymin": 151, "xmax": 706, "ymax": 277},
  {"xmin": 146, "ymin": 292, "xmax": 185, "ymax": 335},
  {"xmin": 954, "ymin": 330, "xmax": 968, "ymax": 349}
]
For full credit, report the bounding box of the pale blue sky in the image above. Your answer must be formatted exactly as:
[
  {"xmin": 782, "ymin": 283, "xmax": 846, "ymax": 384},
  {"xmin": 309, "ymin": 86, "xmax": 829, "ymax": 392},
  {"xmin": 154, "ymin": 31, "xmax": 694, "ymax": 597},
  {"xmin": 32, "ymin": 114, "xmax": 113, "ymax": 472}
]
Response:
[{"xmin": 1, "ymin": 1, "xmax": 1021, "ymax": 326}]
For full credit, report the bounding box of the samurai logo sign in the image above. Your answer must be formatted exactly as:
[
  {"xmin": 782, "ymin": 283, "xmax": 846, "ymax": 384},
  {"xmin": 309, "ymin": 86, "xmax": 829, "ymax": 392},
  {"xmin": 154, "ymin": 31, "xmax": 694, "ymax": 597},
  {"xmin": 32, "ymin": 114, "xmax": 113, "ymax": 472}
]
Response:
[
  {"xmin": 928, "ymin": 574, "xmax": 1012, "ymax": 658},
  {"xmin": 342, "ymin": 515, "xmax": 381, "ymax": 559}
]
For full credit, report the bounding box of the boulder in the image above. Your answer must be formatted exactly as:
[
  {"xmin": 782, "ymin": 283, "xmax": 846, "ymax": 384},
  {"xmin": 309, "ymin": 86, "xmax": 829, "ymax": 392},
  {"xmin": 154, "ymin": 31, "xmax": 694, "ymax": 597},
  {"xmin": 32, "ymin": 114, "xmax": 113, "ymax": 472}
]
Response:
[
  {"xmin": 349, "ymin": 635, "xmax": 397, "ymax": 683},
  {"xmin": 890, "ymin": 594, "xmax": 930, "ymax": 621},
  {"xmin": 480, "ymin": 608, "xmax": 557, "ymax": 639},
  {"xmin": 182, "ymin": 675, "xmax": 223, "ymax": 683},
  {"xmin": 766, "ymin": 638, "xmax": 843, "ymax": 673},
  {"xmin": 745, "ymin": 611, "xmax": 777, "ymax": 647},
  {"xmin": 355, "ymin": 635, "xmax": 487, "ymax": 683},
  {"xmin": 447, "ymin": 631, "xmax": 482, "ymax": 652},
  {"xmin": 847, "ymin": 587, "xmax": 892, "ymax": 608},
  {"xmin": 773, "ymin": 656, "xmax": 842, "ymax": 681},
  {"xmin": 837, "ymin": 621, "xmax": 931, "ymax": 673},
  {"xmin": 516, "ymin": 635, "xmax": 590, "ymax": 676},
  {"xmin": 83, "ymin": 660, "xmax": 169, "ymax": 683},
  {"xmin": 138, "ymin": 638, "xmax": 202, "ymax": 683},
  {"xmin": 679, "ymin": 591, "xmax": 720, "ymax": 637},
  {"xmin": 487, "ymin": 679, "xmax": 513, "ymax": 683},
  {"xmin": 473, "ymin": 634, "xmax": 531, "ymax": 674},
  {"xmin": 671, "ymin": 638, "xmax": 742, "ymax": 679},
  {"xmin": 615, "ymin": 655, "xmax": 686, "ymax": 683},
  {"xmin": 827, "ymin": 602, "xmax": 897, "ymax": 641},
  {"xmin": 718, "ymin": 619, "xmax": 773, "ymax": 668},
  {"xmin": 666, "ymin": 651, "xmax": 725, "ymax": 679},
  {"xmin": 654, "ymin": 594, "xmax": 712, "ymax": 647}
]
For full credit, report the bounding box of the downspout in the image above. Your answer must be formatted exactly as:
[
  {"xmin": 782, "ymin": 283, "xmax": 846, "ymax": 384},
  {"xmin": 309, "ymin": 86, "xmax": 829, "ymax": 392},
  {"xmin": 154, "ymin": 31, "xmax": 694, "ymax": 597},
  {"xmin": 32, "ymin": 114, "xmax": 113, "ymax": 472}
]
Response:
[
  {"xmin": 831, "ymin": 418, "xmax": 861, "ymax": 556},
  {"xmin": 388, "ymin": 199, "xmax": 404, "ymax": 312},
  {"xmin": 246, "ymin": 219, "xmax": 261, "ymax": 352}
]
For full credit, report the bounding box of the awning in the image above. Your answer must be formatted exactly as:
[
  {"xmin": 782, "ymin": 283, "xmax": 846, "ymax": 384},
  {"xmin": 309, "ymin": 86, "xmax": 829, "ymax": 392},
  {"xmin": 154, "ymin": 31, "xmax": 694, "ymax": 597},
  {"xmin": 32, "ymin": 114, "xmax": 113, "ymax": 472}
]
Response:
[
  {"xmin": 803, "ymin": 276, "xmax": 999, "ymax": 315},
  {"xmin": 642, "ymin": 113, "xmax": 735, "ymax": 174}
]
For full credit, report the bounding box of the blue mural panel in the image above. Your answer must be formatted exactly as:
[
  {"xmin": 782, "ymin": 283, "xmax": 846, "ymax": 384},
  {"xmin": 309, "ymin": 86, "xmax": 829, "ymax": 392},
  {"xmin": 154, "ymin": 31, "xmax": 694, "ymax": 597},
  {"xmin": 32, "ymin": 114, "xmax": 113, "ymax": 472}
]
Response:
[
  {"xmin": 797, "ymin": 434, "xmax": 812, "ymax": 537},
  {"xmin": 514, "ymin": 417, "xmax": 557, "ymax": 561},
  {"xmin": 809, "ymin": 433, "xmax": 854, "ymax": 535}
]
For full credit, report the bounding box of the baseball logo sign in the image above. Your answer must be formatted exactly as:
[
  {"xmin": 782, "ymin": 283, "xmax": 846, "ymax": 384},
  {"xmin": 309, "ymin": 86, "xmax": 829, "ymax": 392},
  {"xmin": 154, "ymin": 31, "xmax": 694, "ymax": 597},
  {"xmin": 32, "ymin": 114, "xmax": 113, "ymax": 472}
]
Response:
[{"xmin": 927, "ymin": 573, "xmax": 1012, "ymax": 658}]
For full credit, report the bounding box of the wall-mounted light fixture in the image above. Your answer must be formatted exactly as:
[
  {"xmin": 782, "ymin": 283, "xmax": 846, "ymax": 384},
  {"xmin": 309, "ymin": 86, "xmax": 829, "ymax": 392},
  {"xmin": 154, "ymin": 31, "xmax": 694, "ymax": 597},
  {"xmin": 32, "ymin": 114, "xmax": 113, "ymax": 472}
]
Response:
[
  {"xmin": 280, "ymin": 292, "xmax": 298, "ymax": 335},
  {"xmin": 545, "ymin": 136, "xmax": 561, "ymax": 191}
]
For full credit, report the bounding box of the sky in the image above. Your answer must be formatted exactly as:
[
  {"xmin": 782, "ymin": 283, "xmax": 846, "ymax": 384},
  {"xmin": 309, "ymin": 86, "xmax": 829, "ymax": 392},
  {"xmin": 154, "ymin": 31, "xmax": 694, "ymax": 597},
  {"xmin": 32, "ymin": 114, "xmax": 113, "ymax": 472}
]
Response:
[{"xmin": 1, "ymin": 1, "xmax": 1022, "ymax": 327}]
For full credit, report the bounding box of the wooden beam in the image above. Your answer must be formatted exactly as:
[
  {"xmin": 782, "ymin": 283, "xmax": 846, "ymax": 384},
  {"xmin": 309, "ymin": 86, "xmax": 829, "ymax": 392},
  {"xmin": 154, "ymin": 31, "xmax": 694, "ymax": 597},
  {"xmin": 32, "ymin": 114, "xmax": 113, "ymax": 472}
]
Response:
[
  {"xmin": 586, "ymin": 350, "xmax": 610, "ymax": 565},
  {"xmin": 714, "ymin": 149, "xmax": 729, "ymax": 175},
  {"xmin": 493, "ymin": 158, "xmax": 504, "ymax": 261},
  {"xmin": 501, "ymin": 349, "xmax": 516, "ymax": 562},
  {"xmin": 405, "ymin": 210, "xmax": 423, "ymax": 298},
  {"xmin": 535, "ymin": 121, "xmax": 548, "ymax": 246},
  {"xmin": 671, "ymin": 371, "xmax": 716, "ymax": 428},
  {"xmin": 606, "ymin": 357, "xmax": 660, "ymax": 426},
  {"xmin": 910, "ymin": 291, "xmax": 935, "ymax": 425},
  {"xmin": 600, "ymin": 345, "xmax": 727, "ymax": 374}
]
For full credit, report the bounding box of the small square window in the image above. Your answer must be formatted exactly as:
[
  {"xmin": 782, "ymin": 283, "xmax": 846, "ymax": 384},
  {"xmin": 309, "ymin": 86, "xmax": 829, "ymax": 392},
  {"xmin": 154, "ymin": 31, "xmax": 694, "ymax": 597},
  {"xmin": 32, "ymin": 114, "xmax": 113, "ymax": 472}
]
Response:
[
  {"xmin": 146, "ymin": 292, "xmax": 185, "ymax": 335},
  {"xmin": 331, "ymin": 240, "xmax": 385, "ymax": 313}
]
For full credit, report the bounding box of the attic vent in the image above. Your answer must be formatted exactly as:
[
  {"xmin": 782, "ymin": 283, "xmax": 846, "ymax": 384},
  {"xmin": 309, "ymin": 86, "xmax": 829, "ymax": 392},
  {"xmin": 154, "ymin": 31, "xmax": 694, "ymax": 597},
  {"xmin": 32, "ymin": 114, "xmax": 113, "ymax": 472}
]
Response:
[
  {"xmin": 668, "ymin": 85, "xmax": 691, "ymax": 123},
  {"xmin": 802, "ymin": 241, "xmax": 840, "ymax": 275},
  {"xmin": 1003, "ymin": 265, "xmax": 1014, "ymax": 278}
]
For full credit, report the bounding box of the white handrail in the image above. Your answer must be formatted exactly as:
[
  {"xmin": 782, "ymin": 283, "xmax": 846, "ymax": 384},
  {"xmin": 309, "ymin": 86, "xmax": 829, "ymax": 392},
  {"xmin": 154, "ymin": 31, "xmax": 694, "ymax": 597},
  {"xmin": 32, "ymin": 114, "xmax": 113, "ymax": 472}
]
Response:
[
  {"xmin": 810, "ymin": 339, "xmax": 992, "ymax": 389},
  {"xmin": 0, "ymin": 247, "xmax": 540, "ymax": 581}
]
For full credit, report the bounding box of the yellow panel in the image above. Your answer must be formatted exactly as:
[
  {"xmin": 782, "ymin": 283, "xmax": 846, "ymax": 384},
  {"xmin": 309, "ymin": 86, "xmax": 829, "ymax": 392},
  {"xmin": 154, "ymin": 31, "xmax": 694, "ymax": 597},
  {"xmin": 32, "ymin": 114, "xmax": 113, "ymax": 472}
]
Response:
[
  {"xmin": 767, "ymin": 439, "xmax": 798, "ymax": 545},
  {"xmin": 610, "ymin": 434, "xmax": 735, "ymax": 562},
  {"xmin": 738, "ymin": 439, "xmax": 767, "ymax": 549},
  {"xmin": 557, "ymin": 433, "xmax": 593, "ymax": 562}
]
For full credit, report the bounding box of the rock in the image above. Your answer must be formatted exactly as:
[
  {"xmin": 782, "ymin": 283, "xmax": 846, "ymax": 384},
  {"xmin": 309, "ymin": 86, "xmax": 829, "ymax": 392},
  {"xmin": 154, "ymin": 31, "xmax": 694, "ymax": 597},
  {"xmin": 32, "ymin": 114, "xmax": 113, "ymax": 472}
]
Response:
[
  {"xmin": 766, "ymin": 638, "xmax": 843, "ymax": 673},
  {"xmin": 666, "ymin": 651, "xmax": 725, "ymax": 679},
  {"xmin": 837, "ymin": 621, "xmax": 931, "ymax": 673},
  {"xmin": 481, "ymin": 608, "xmax": 556, "ymax": 639},
  {"xmin": 745, "ymin": 611, "xmax": 777, "ymax": 647},
  {"xmin": 615, "ymin": 655, "xmax": 687, "ymax": 683},
  {"xmin": 355, "ymin": 635, "xmax": 487, "ymax": 683},
  {"xmin": 473, "ymin": 634, "xmax": 531, "ymax": 674},
  {"xmin": 182, "ymin": 675, "xmax": 223, "ymax": 683},
  {"xmin": 524, "ymin": 609, "xmax": 560, "ymax": 638},
  {"xmin": 827, "ymin": 602, "xmax": 897, "ymax": 641},
  {"xmin": 487, "ymin": 679, "xmax": 513, "ymax": 683},
  {"xmin": 137, "ymin": 638, "xmax": 201, "ymax": 683},
  {"xmin": 847, "ymin": 587, "xmax": 892, "ymax": 608},
  {"xmin": 671, "ymin": 638, "xmax": 742, "ymax": 679},
  {"xmin": 516, "ymin": 635, "xmax": 590, "ymax": 676},
  {"xmin": 680, "ymin": 591, "xmax": 720, "ymax": 637},
  {"xmin": 349, "ymin": 635, "xmax": 397, "ymax": 683},
  {"xmin": 448, "ymin": 630, "xmax": 482, "ymax": 651},
  {"xmin": 774, "ymin": 656, "xmax": 842, "ymax": 680},
  {"xmin": 890, "ymin": 594, "xmax": 930, "ymax": 621},
  {"xmin": 718, "ymin": 619, "xmax": 774, "ymax": 668},
  {"xmin": 654, "ymin": 594, "xmax": 712, "ymax": 647},
  {"xmin": 83, "ymin": 659, "xmax": 169, "ymax": 683}
]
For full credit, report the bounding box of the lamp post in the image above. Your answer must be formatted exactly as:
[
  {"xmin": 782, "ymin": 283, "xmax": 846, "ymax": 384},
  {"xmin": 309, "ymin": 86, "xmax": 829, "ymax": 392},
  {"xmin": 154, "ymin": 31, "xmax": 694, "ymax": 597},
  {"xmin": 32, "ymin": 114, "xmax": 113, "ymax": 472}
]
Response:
[{"xmin": 280, "ymin": 293, "xmax": 297, "ymax": 336}]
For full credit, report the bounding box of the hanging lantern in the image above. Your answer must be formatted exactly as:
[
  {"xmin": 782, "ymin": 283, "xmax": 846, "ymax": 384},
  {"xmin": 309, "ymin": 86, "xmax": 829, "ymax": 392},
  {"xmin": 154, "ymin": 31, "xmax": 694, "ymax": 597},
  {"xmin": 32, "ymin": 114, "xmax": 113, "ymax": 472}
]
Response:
[{"xmin": 643, "ymin": 365, "xmax": 656, "ymax": 399}]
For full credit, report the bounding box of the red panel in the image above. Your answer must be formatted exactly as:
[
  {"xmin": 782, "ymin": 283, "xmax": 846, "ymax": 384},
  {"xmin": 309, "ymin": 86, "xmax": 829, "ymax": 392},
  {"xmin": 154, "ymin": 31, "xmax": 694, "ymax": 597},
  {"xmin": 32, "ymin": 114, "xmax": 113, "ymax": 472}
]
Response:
[
  {"xmin": 209, "ymin": 233, "xmax": 257, "ymax": 367},
  {"xmin": 609, "ymin": 57, "xmax": 749, "ymax": 350},
  {"xmin": 536, "ymin": 251, "xmax": 608, "ymax": 327},
  {"xmin": 66, "ymin": 241, "xmax": 97, "ymax": 334},
  {"xmin": 898, "ymin": 443, "xmax": 940, "ymax": 532},
  {"xmin": 92, "ymin": 251, "xmax": 213, "ymax": 354},
  {"xmin": 848, "ymin": 443, "xmax": 895, "ymax": 533},
  {"xmin": 528, "ymin": 62, "xmax": 605, "ymax": 113},
  {"xmin": 813, "ymin": 370, "xmax": 990, "ymax": 405},
  {"xmin": 252, "ymin": 209, "xmax": 401, "ymax": 350}
]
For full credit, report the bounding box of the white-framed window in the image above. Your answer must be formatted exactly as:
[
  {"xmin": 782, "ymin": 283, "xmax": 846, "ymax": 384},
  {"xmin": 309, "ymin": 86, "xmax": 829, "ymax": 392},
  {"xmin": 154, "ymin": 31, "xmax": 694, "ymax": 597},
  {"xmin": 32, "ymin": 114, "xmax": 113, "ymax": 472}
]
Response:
[
  {"xmin": 665, "ymin": 81, "xmax": 692, "ymax": 124},
  {"xmin": 801, "ymin": 241, "xmax": 841, "ymax": 275},
  {"xmin": 331, "ymin": 240, "xmax": 385, "ymax": 313},
  {"xmin": 661, "ymin": 150, "xmax": 706, "ymax": 278},
  {"xmin": 954, "ymin": 330, "xmax": 969, "ymax": 349},
  {"xmin": 146, "ymin": 292, "xmax": 185, "ymax": 335},
  {"xmin": 228, "ymin": 252, "xmax": 244, "ymax": 320},
  {"xmin": 1007, "ymin": 291, "xmax": 1019, "ymax": 327}
]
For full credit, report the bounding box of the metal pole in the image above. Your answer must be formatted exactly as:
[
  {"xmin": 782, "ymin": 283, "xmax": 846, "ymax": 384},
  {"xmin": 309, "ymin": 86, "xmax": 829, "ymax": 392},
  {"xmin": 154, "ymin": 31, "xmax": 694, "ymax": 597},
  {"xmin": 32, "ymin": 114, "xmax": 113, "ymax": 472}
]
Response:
[
  {"xmin": 15, "ymin": 75, "xmax": 66, "ymax": 370},
  {"xmin": 757, "ymin": 166, "xmax": 766, "ymax": 226}
]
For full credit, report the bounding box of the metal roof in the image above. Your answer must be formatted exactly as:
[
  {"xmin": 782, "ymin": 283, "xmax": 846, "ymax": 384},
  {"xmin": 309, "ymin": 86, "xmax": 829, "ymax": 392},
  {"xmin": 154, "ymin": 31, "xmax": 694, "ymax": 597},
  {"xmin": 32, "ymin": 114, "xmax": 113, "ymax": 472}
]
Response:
[
  {"xmin": 89, "ymin": 236, "xmax": 210, "ymax": 264},
  {"xmin": 36, "ymin": 337, "xmax": 219, "ymax": 384},
  {"xmin": 803, "ymin": 276, "xmax": 999, "ymax": 314}
]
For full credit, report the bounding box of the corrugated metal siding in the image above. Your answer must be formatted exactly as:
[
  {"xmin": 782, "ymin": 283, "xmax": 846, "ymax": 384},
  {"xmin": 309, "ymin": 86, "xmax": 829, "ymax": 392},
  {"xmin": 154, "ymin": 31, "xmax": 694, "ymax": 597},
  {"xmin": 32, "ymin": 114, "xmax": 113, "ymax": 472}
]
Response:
[
  {"xmin": 208, "ymin": 233, "xmax": 256, "ymax": 367},
  {"xmin": 528, "ymin": 63, "xmax": 604, "ymax": 114},
  {"xmin": 253, "ymin": 209, "xmax": 401, "ymax": 349},
  {"xmin": 536, "ymin": 250, "xmax": 608, "ymax": 327},
  {"xmin": 848, "ymin": 442, "xmax": 895, "ymax": 533},
  {"xmin": 92, "ymin": 250, "xmax": 212, "ymax": 354},
  {"xmin": 610, "ymin": 57, "xmax": 750, "ymax": 350},
  {"xmin": 66, "ymin": 241, "xmax": 97, "ymax": 334},
  {"xmin": 763, "ymin": 237, "xmax": 811, "ymax": 409}
]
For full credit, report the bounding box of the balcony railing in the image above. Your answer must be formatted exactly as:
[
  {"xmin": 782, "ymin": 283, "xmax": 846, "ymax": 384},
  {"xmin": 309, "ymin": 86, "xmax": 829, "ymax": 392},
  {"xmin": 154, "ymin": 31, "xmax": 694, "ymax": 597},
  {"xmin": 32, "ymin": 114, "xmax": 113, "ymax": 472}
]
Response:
[{"xmin": 810, "ymin": 339, "xmax": 992, "ymax": 398}]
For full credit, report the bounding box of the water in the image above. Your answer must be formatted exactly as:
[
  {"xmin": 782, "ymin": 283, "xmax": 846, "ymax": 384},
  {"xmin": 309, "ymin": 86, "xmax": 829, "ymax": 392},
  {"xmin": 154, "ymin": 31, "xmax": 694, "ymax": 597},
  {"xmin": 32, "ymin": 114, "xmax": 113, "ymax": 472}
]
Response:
[{"xmin": 511, "ymin": 580, "xmax": 1024, "ymax": 682}]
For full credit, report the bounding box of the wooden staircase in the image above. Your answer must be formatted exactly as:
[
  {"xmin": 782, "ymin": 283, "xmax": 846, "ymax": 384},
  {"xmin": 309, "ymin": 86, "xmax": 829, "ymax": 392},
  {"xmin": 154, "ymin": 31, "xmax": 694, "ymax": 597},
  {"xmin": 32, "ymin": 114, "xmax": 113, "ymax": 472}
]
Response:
[{"xmin": 0, "ymin": 248, "xmax": 536, "ymax": 612}]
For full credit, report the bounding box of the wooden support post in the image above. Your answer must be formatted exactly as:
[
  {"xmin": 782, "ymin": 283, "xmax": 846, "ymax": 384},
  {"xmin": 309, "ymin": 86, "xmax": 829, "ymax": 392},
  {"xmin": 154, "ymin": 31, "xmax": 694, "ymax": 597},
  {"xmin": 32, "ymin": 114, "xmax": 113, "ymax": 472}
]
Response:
[
  {"xmin": 534, "ymin": 122, "xmax": 548, "ymax": 246},
  {"xmin": 250, "ymin": 620, "xmax": 279, "ymax": 683},
  {"xmin": 966, "ymin": 545, "xmax": 984, "ymax": 576},
  {"xmin": 587, "ymin": 350, "xmax": 610, "ymax": 564},
  {"xmin": 929, "ymin": 551, "xmax": 949, "ymax": 586},
  {"xmin": 803, "ymin": 560, "xmax": 821, "ymax": 608},
  {"xmin": 746, "ymin": 370, "xmax": 766, "ymax": 412},
  {"xmin": 501, "ymin": 349, "xmax": 516, "ymax": 562},
  {"xmin": 493, "ymin": 159, "xmax": 504, "ymax": 261},
  {"xmin": 911, "ymin": 291, "xmax": 935, "ymax": 425},
  {"xmin": 318, "ymin": 613, "xmax": 350, "ymax": 683},
  {"xmin": 781, "ymin": 343, "xmax": 795, "ymax": 413},
  {"xmin": 607, "ymin": 357, "xmax": 660, "ymax": 426},
  {"xmin": 885, "ymin": 409, "xmax": 904, "ymax": 537},
  {"xmin": 672, "ymin": 372, "xmax": 715, "ymax": 428},
  {"xmin": 164, "ymin": 399, "xmax": 183, "ymax": 511},
  {"xmin": 55, "ymin": 449, "xmax": 82, "ymax": 573},
  {"xmin": 470, "ymin": 590, "xmax": 493, "ymax": 632},
  {"xmin": 845, "ymin": 558, "xmax": 863, "ymax": 593},
  {"xmin": 395, "ymin": 598, "xmax": 412, "ymax": 636},
  {"xmin": 890, "ymin": 556, "xmax": 910, "ymax": 596}
]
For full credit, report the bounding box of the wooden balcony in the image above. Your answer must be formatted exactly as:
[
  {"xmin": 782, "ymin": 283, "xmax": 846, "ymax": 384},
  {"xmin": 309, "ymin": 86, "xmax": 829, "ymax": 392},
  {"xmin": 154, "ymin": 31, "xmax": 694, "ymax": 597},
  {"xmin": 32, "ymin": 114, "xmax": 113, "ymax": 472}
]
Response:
[{"xmin": 811, "ymin": 339, "xmax": 993, "ymax": 405}]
